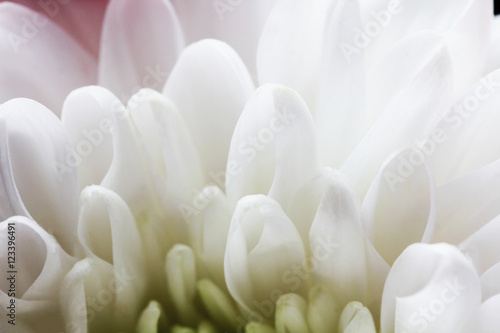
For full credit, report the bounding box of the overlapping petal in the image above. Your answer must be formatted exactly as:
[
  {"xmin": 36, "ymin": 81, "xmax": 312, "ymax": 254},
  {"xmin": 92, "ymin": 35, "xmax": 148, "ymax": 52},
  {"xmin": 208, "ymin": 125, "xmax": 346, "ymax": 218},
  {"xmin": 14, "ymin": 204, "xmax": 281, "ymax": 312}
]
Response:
[
  {"xmin": 309, "ymin": 172, "xmax": 389, "ymax": 315},
  {"xmin": 225, "ymin": 195, "xmax": 306, "ymax": 317},
  {"xmin": 479, "ymin": 262, "xmax": 500, "ymax": 301},
  {"xmin": 61, "ymin": 86, "xmax": 118, "ymax": 191},
  {"xmin": 72, "ymin": 185, "xmax": 147, "ymax": 331},
  {"xmin": 459, "ymin": 214, "xmax": 500, "ymax": 275},
  {"xmin": 428, "ymin": 69, "xmax": 500, "ymax": 185},
  {"xmin": 187, "ymin": 186, "xmax": 232, "ymax": 287},
  {"xmin": 170, "ymin": 0, "xmax": 277, "ymax": 75},
  {"xmin": 362, "ymin": 149, "xmax": 436, "ymax": 264},
  {"xmin": 380, "ymin": 243, "xmax": 481, "ymax": 333},
  {"xmin": 366, "ymin": 31, "xmax": 447, "ymax": 127},
  {"xmin": 0, "ymin": 3, "xmax": 96, "ymax": 115},
  {"xmin": 163, "ymin": 39, "xmax": 255, "ymax": 183},
  {"xmin": 0, "ymin": 216, "xmax": 75, "ymax": 332},
  {"xmin": 460, "ymin": 294, "xmax": 500, "ymax": 333},
  {"xmin": 8, "ymin": 0, "xmax": 109, "ymax": 57},
  {"xmin": 128, "ymin": 88, "xmax": 203, "ymax": 204},
  {"xmin": 432, "ymin": 158, "xmax": 500, "ymax": 244},
  {"xmin": 98, "ymin": 0, "xmax": 184, "ymax": 99},
  {"xmin": 314, "ymin": 0, "xmax": 367, "ymax": 168},
  {"xmin": 257, "ymin": 0, "xmax": 337, "ymax": 111},
  {"xmin": 364, "ymin": 0, "xmax": 491, "ymax": 94},
  {"xmin": 225, "ymin": 84, "xmax": 319, "ymax": 212},
  {"xmin": 0, "ymin": 98, "xmax": 79, "ymax": 253},
  {"xmin": 341, "ymin": 43, "xmax": 453, "ymax": 199},
  {"xmin": 0, "ymin": 1, "xmax": 498, "ymax": 332}
]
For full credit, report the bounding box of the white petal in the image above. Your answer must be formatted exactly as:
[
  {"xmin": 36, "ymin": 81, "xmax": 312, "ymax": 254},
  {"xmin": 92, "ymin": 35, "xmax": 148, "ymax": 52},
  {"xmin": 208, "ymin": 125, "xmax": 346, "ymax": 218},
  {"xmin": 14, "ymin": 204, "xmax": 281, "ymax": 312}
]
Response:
[
  {"xmin": 365, "ymin": 0, "xmax": 490, "ymax": 97},
  {"xmin": 9, "ymin": 0, "xmax": 108, "ymax": 57},
  {"xmin": 225, "ymin": 84, "xmax": 319, "ymax": 212},
  {"xmin": 380, "ymin": 243, "xmax": 481, "ymax": 333},
  {"xmin": 366, "ymin": 31, "xmax": 446, "ymax": 127},
  {"xmin": 170, "ymin": 0, "xmax": 277, "ymax": 75},
  {"xmin": 459, "ymin": 214, "xmax": 500, "ymax": 275},
  {"xmin": 362, "ymin": 149, "xmax": 436, "ymax": 265},
  {"xmin": 187, "ymin": 186, "xmax": 232, "ymax": 287},
  {"xmin": 224, "ymin": 195, "xmax": 306, "ymax": 315},
  {"xmin": 0, "ymin": 3, "xmax": 96, "ymax": 115},
  {"xmin": 257, "ymin": 0, "xmax": 335, "ymax": 109},
  {"xmin": 432, "ymin": 158, "xmax": 500, "ymax": 244},
  {"xmin": 309, "ymin": 173, "xmax": 389, "ymax": 311},
  {"xmin": 128, "ymin": 88, "xmax": 204, "ymax": 203},
  {"xmin": 479, "ymin": 262, "xmax": 500, "ymax": 301},
  {"xmin": 99, "ymin": 95, "xmax": 172, "ymax": 246},
  {"xmin": 443, "ymin": 0, "xmax": 492, "ymax": 96},
  {"xmin": 102, "ymin": 89, "xmax": 196, "ymax": 252},
  {"xmin": 365, "ymin": 0, "xmax": 473, "ymax": 64},
  {"xmin": 460, "ymin": 294, "xmax": 500, "ymax": 333},
  {"xmin": 0, "ymin": 98, "xmax": 79, "ymax": 253},
  {"xmin": 60, "ymin": 260, "xmax": 88, "ymax": 333},
  {"xmin": 288, "ymin": 168, "xmax": 344, "ymax": 248},
  {"xmin": 61, "ymin": 86, "xmax": 119, "ymax": 191},
  {"xmin": 94, "ymin": 96, "xmax": 149, "ymax": 214},
  {"xmin": 78, "ymin": 186, "xmax": 147, "ymax": 305},
  {"xmin": 98, "ymin": 0, "xmax": 184, "ymax": 100},
  {"xmin": 315, "ymin": 0, "xmax": 367, "ymax": 168},
  {"xmin": 76, "ymin": 185, "xmax": 148, "ymax": 330},
  {"xmin": 163, "ymin": 39, "xmax": 255, "ymax": 183},
  {"xmin": 0, "ymin": 216, "xmax": 74, "ymax": 328},
  {"xmin": 341, "ymin": 44, "xmax": 453, "ymax": 199},
  {"xmin": 428, "ymin": 69, "xmax": 500, "ymax": 185},
  {"xmin": 133, "ymin": 89, "xmax": 205, "ymax": 251},
  {"xmin": 0, "ymin": 116, "xmax": 28, "ymax": 219},
  {"xmin": 257, "ymin": 0, "xmax": 337, "ymax": 112},
  {"xmin": 60, "ymin": 258, "xmax": 115, "ymax": 332}
]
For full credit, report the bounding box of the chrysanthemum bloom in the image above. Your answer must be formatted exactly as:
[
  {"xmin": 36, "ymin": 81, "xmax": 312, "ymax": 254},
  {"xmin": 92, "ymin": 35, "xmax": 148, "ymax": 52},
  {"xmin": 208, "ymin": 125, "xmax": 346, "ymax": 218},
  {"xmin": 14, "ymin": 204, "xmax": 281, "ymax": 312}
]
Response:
[{"xmin": 1, "ymin": 0, "xmax": 500, "ymax": 332}]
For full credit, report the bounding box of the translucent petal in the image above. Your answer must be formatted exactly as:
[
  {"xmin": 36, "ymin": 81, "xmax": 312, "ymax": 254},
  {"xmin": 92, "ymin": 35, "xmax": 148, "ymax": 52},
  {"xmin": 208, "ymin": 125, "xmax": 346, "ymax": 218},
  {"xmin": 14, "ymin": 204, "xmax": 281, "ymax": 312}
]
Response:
[
  {"xmin": 170, "ymin": 0, "xmax": 277, "ymax": 75},
  {"xmin": 362, "ymin": 149, "xmax": 436, "ymax": 264},
  {"xmin": 225, "ymin": 84, "xmax": 319, "ymax": 212},
  {"xmin": 98, "ymin": 0, "xmax": 184, "ymax": 100},
  {"xmin": 163, "ymin": 39, "xmax": 254, "ymax": 183},
  {"xmin": 0, "ymin": 3, "xmax": 96, "ymax": 115},
  {"xmin": 225, "ymin": 195, "xmax": 306, "ymax": 316},
  {"xmin": 380, "ymin": 243, "xmax": 481, "ymax": 333},
  {"xmin": 341, "ymin": 43, "xmax": 453, "ymax": 199},
  {"xmin": 309, "ymin": 173, "xmax": 389, "ymax": 310},
  {"xmin": 61, "ymin": 86, "xmax": 119, "ymax": 191},
  {"xmin": 433, "ymin": 158, "xmax": 500, "ymax": 244},
  {"xmin": 0, "ymin": 98, "xmax": 79, "ymax": 253},
  {"xmin": 0, "ymin": 216, "xmax": 74, "ymax": 330}
]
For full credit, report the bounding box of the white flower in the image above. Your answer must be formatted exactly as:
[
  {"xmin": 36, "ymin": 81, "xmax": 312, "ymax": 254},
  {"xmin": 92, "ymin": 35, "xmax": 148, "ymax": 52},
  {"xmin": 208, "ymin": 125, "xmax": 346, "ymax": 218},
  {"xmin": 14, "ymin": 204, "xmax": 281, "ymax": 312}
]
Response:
[{"xmin": 1, "ymin": 0, "xmax": 500, "ymax": 332}]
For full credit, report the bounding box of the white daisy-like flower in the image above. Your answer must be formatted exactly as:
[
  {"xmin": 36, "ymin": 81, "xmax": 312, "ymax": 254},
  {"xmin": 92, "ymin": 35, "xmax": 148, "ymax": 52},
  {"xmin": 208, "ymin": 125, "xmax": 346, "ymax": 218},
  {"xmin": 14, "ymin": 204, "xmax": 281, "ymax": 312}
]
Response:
[{"xmin": 1, "ymin": 0, "xmax": 500, "ymax": 332}]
